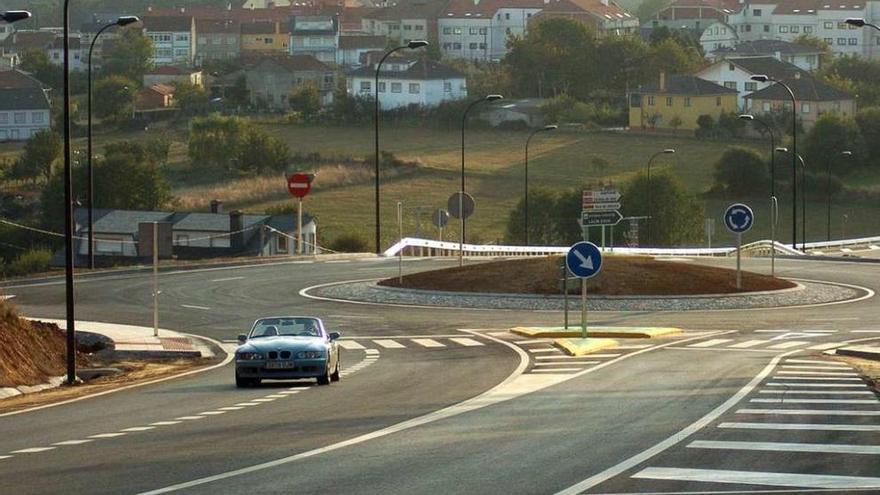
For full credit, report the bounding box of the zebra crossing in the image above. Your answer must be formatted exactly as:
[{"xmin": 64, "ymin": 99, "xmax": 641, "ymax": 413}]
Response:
[
  {"xmin": 514, "ymin": 338, "xmax": 627, "ymax": 374},
  {"xmin": 678, "ymin": 332, "xmax": 855, "ymax": 352},
  {"xmin": 336, "ymin": 336, "xmax": 488, "ymax": 351},
  {"xmin": 604, "ymin": 357, "xmax": 880, "ymax": 493}
]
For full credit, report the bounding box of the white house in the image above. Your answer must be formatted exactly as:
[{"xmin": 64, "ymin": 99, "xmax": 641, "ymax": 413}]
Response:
[
  {"xmin": 438, "ymin": 0, "xmax": 544, "ymax": 62},
  {"xmin": 0, "ymin": 21, "xmax": 15, "ymax": 42},
  {"xmin": 347, "ymin": 58, "xmax": 467, "ymax": 109},
  {"xmin": 337, "ymin": 35, "xmax": 385, "ymax": 67},
  {"xmin": 289, "ymin": 15, "xmax": 339, "ymax": 65},
  {"xmin": 699, "ymin": 21, "xmax": 739, "ymax": 54},
  {"xmin": 696, "ymin": 56, "xmax": 805, "ymax": 109},
  {"xmin": 47, "ymin": 36, "xmax": 85, "ymax": 71},
  {"xmin": 142, "ymin": 15, "xmax": 195, "ymax": 66},
  {"xmin": 709, "ymin": 39, "xmax": 825, "ymax": 72},
  {"xmin": 0, "ymin": 70, "xmax": 51, "ymax": 141}
]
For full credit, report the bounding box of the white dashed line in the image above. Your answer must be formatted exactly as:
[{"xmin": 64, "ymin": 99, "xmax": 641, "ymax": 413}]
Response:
[
  {"xmin": 264, "ymin": 395, "xmax": 287, "ymax": 399},
  {"xmin": 120, "ymin": 426, "xmax": 156, "ymax": 432},
  {"xmin": 235, "ymin": 402, "xmax": 261, "ymax": 406},
  {"xmin": 175, "ymin": 416, "xmax": 205, "ymax": 420},
  {"xmin": 181, "ymin": 304, "xmax": 211, "ymax": 311},
  {"xmin": 199, "ymin": 411, "xmax": 227, "ymax": 415},
  {"xmin": 688, "ymin": 440, "xmax": 880, "ymax": 455},
  {"xmin": 528, "ymin": 348, "xmax": 558, "ymax": 353},
  {"xmin": 52, "ymin": 440, "xmax": 94, "ymax": 446},
  {"xmin": 786, "ymin": 359, "xmax": 850, "ymax": 366},
  {"xmin": 750, "ymin": 398, "xmax": 879, "ymax": 404},
  {"xmin": 534, "ymin": 361, "xmax": 598, "ymax": 367},
  {"xmin": 411, "ymin": 338, "xmax": 444, "ymax": 348},
  {"xmin": 251, "ymin": 398, "xmax": 275, "ymax": 403},
  {"xmin": 89, "ymin": 433, "xmax": 127, "ymax": 438},
  {"xmin": 449, "ymin": 337, "xmax": 484, "ymax": 347},
  {"xmin": 373, "ymin": 339, "xmax": 405, "ymax": 349},
  {"xmin": 766, "ymin": 341, "xmax": 810, "ymax": 350},
  {"xmin": 10, "ymin": 447, "xmax": 55, "ymax": 454},
  {"xmin": 687, "ymin": 339, "xmax": 734, "ymax": 348},
  {"xmin": 364, "ymin": 349, "xmax": 380, "ymax": 355},
  {"xmin": 777, "ymin": 370, "xmax": 858, "ymax": 376},
  {"xmin": 218, "ymin": 406, "xmax": 245, "ymax": 411},
  {"xmin": 719, "ymin": 422, "xmax": 880, "ymax": 431},
  {"xmin": 210, "ymin": 276, "xmax": 245, "ymax": 282},
  {"xmin": 766, "ymin": 382, "xmax": 865, "ymax": 387},
  {"xmin": 150, "ymin": 421, "xmax": 182, "ymax": 426},
  {"xmin": 530, "ymin": 368, "xmax": 582, "ymax": 372},
  {"xmin": 337, "ymin": 340, "xmax": 365, "ymax": 350},
  {"xmin": 758, "ymin": 390, "xmax": 874, "ymax": 395},
  {"xmin": 737, "ymin": 408, "xmax": 880, "ymax": 416}
]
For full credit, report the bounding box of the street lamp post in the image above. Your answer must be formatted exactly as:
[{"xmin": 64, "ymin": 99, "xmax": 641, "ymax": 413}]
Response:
[
  {"xmin": 832, "ymin": 151, "xmax": 852, "ymax": 241},
  {"xmin": 752, "ymin": 74, "xmax": 797, "ymax": 249},
  {"xmin": 62, "ymin": 0, "xmax": 77, "ymax": 385},
  {"xmin": 459, "ymin": 94, "xmax": 503, "ymax": 266},
  {"xmin": 740, "ymin": 113, "xmax": 778, "ymax": 275},
  {"xmin": 776, "ymin": 147, "xmax": 807, "ymax": 251},
  {"xmin": 846, "ymin": 18, "xmax": 880, "ymax": 30},
  {"xmin": 373, "ymin": 40, "xmax": 428, "ymax": 254},
  {"xmin": 86, "ymin": 16, "xmax": 139, "ymax": 270},
  {"xmin": 645, "ymin": 148, "xmax": 675, "ymax": 247},
  {"xmin": 524, "ymin": 124, "xmax": 557, "ymax": 245}
]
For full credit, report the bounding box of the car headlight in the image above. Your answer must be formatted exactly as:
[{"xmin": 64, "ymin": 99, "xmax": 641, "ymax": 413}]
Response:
[
  {"xmin": 296, "ymin": 351, "xmax": 324, "ymax": 359},
  {"xmin": 237, "ymin": 352, "xmax": 264, "ymax": 360}
]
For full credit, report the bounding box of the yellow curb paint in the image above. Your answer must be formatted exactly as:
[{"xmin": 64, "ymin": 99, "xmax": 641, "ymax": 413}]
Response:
[
  {"xmin": 554, "ymin": 338, "xmax": 619, "ymax": 356},
  {"xmin": 511, "ymin": 326, "xmax": 682, "ymax": 339}
]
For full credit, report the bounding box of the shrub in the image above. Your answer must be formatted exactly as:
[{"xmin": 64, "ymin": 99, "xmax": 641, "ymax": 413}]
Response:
[
  {"xmin": 3, "ymin": 248, "xmax": 52, "ymax": 277},
  {"xmin": 328, "ymin": 233, "xmax": 370, "ymax": 253},
  {"xmin": 713, "ymin": 146, "xmax": 769, "ymax": 196}
]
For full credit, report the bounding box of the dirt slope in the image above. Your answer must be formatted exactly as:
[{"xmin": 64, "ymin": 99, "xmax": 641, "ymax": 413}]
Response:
[{"xmin": 0, "ymin": 302, "xmax": 69, "ymax": 387}]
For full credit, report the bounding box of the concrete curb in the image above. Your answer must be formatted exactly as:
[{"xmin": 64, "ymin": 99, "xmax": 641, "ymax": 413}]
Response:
[
  {"xmin": 512, "ymin": 326, "xmax": 682, "ymax": 339},
  {"xmin": 0, "ymin": 376, "xmax": 65, "ymax": 400},
  {"xmin": 554, "ymin": 338, "xmax": 619, "ymax": 356},
  {"xmin": 835, "ymin": 346, "xmax": 880, "ymax": 361}
]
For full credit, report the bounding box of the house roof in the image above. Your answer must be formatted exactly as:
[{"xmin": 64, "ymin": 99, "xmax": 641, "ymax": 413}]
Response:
[
  {"xmin": 0, "ymin": 87, "xmax": 51, "ymax": 111},
  {"xmin": 713, "ymin": 39, "xmax": 824, "ymax": 57},
  {"xmin": 0, "ymin": 69, "xmax": 43, "ymax": 90},
  {"xmin": 73, "ymin": 208, "xmax": 314, "ymax": 237},
  {"xmin": 1, "ymin": 31, "xmax": 56, "ymax": 52},
  {"xmin": 195, "ymin": 18, "xmax": 241, "ymax": 34},
  {"xmin": 141, "ymin": 15, "xmax": 194, "ymax": 33},
  {"xmin": 364, "ymin": 0, "xmax": 451, "ymax": 21},
  {"xmin": 744, "ymin": 75, "xmax": 853, "ymax": 101},
  {"xmin": 252, "ymin": 54, "xmax": 331, "ymax": 72},
  {"xmin": 350, "ymin": 59, "xmax": 465, "ymax": 80},
  {"xmin": 74, "ymin": 209, "xmax": 174, "ymax": 235},
  {"xmin": 50, "ymin": 37, "xmax": 82, "ymax": 50},
  {"xmin": 726, "ymin": 56, "xmax": 808, "ymax": 80},
  {"xmin": 658, "ymin": 0, "xmax": 743, "ymax": 15},
  {"xmin": 539, "ymin": 0, "xmax": 636, "ymax": 21},
  {"xmin": 637, "ymin": 75, "xmax": 738, "ymax": 95},
  {"xmin": 339, "ymin": 35, "xmax": 386, "ymax": 49},
  {"xmin": 142, "ymin": 83, "xmax": 175, "ymax": 96},
  {"xmin": 442, "ymin": 0, "xmax": 544, "ymax": 19},
  {"xmin": 772, "ymin": 0, "xmax": 820, "ymax": 15}
]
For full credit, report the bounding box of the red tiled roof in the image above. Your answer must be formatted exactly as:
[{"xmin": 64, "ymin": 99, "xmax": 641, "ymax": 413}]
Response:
[
  {"xmin": 442, "ymin": 0, "xmax": 545, "ymax": 19},
  {"xmin": 540, "ymin": 0, "xmax": 635, "ymax": 20},
  {"xmin": 145, "ymin": 83, "xmax": 175, "ymax": 96},
  {"xmin": 141, "ymin": 15, "xmax": 194, "ymax": 32},
  {"xmin": 0, "ymin": 69, "xmax": 43, "ymax": 90}
]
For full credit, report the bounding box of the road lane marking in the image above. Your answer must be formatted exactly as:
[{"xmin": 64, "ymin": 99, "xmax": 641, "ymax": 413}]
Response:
[
  {"xmin": 750, "ymin": 398, "xmax": 878, "ymax": 404},
  {"xmin": 688, "ymin": 440, "xmax": 880, "ymax": 455},
  {"xmin": 528, "ymin": 348, "xmax": 558, "ymax": 353},
  {"xmin": 364, "ymin": 349, "xmax": 380, "ymax": 355},
  {"xmin": 277, "ymin": 391, "xmax": 299, "ymax": 395},
  {"xmin": 175, "ymin": 416, "xmax": 205, "ymax": 420},
  {"xmin": 759, "ymin": 390, "xmax": 874, "ymax": 395},
  {"xmin": 10, "ymin": 447, "xmax": 55, "ymax": 453},
  {"xmin": 515, "ymin": 339, "xmax": 554, "ymax": 344},
  {"xmin": 730, "ymin": 340, "xmax": 768, "ymax": 348},
  {"xmin": 0, "ymin": 455, "xmax": 11, "ymax": 460},
  {"xmin": 767, "ymin": 341, "xmax": 810, "ymax": 349},
  {"xmin": 52, "ymin": 440, "xmax": 94, "ymax": 445},
  {"xmin": 210, "ymin": 276, "xmax": 245, "ymax": 282},
  {"xmin": 449, "ymin": 337, "xmax": 484, "ymax": 347},
  {"xmin": 121, "ymin": 426, "xmax": 156, "ymax": 432},
  {"xmin": 180, "ymin": 304, "xmax": 211, "ymax": 311},
  {"xmin": 530, "ymin": 368, "xmax": 583, "ymax": 373},
  {"xmin": 782, "ymin": 365, "xmax": 855, "ymax": 371},
  {"xmin": 719, "ymin": 422, "xmax": 880, "ymax": 432},
  {"xmin": 373, "ymin": 339, "xmax": 405, "ymax": 349},
  {"xmin": 533, "ymin": 361, "xmax": 598, "ymax": 367},
  {"xmin": 150, "ymin": 421, "xmax": 182, "ymax": 426},
  {"xmin": 737, "ymin": 408, "xmax": 880, "ymax": 416},
  {"xmin": 217, "ymin": 406, "xmax": 245, "ymax": 411},
  {"xmin": 808, "ymin": 343, "xmax": 847, "ymax": 350},
  {"xmin": 777, "ymin": 370, "xmax": 858, "ymax": 376},
  {"xmin": 264, "ymin": 395, "xmax": 286, "ymax": 399},
  {"xmin": 687, "ymin": 338, "xmax": 734, "ymax": 348},
  {"xmin": 234, "ymin": 402, "xmax": 261, "ymax": 406},
  {"xmin": 786, "ymin": 359, "xmax": 850, "ymax": 366},
  {"xmin": 89, "ymin": 433, "xmax": 127, "ymax": 438},
  {"xmin": 853, "ymin": 330, "xmax": 880, "ymax": 333},
  {"xmin": 535, "ymin": 354, "xmax": 618, "ymax": 360},
  {"xmin": 806, "ymin": 317, "xmax": 859, "ymax": 321},
  {"xmin": 766, "ymin": 382, "xmax": 865, "ymax": 387},
  {"xmin": 337, "ymin": 340, "xmax": 365, "ymax": 350},
  {"xmin": 616, "ymin": 344, "xmax": 653, "ymax": 349},
  {"xmin": 324, "ymin": 260, "xmax": 351, "ymax": 264},
  {"xmin": 630, "ymin": 467, "xmax": 880, "ymax": 489},
  {"xmin": 199, "ymin": 411, "xmax": 227, "ymax": 415},
  {"xmin": 771, "ymin": 376, "xmax": 862, "ymax": 381},
  {"xmin": 411, "ymin": 338, "xmax": 444, "ymax": 348}
]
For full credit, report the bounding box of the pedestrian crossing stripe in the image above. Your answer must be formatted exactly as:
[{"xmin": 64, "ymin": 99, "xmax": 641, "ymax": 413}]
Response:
[{"xmin": 632, "ymin": 467, "xmax": 880, "ymax": 489}]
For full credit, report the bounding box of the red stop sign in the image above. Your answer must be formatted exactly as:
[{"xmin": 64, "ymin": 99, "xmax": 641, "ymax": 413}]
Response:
[{"xmin": 287, "ymin": 173, "xmax": 312, "ymax": 198}]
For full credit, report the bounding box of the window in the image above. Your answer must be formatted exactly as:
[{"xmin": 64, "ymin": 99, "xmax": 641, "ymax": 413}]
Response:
[
  {"xmin": 470, "ymin": 27, "xmax": 478, "ymax": 35},
  {"xmin": 479, "ymin": 27, "xmax": 487, "ymax": 34},
  {"xmin": 391, "ymin": 82, "xmax": 402, "ymax": 93},
  {"xmin": 479, "ymin": 43, "xmax": 486, "ymax": 49},
  {"xmin": 753, "ymin": 8, "xmax": 761, "ymax": 16},
  {"xmin": 176, "ymin": 34, "xmax": 188, "ymax": 42},
  {"xmin": 443, "ymin": 27, "xmax": 452, "ymax": 35},
  {"xmin": 360, "ymin": 81, "xmax": 371, "ymax": 92},
  {"xmin": 442, "ymin": 42, "xmax": 452, "ymax": 49},
  {"xmin": 802, "ymin": 102, "xmax": 811, "ymax": 114},
  {"xmin": 469, "ymin": 42, "xmax": 477, "ymax": 49},
  {"xmin": 684, "ymin": 97, "xmax": 691, "ymax": 107},
  {"xmin": 825, "ymin": 37, "xmax": 834, "ymax": 44},
  {"xmin": 0, "ymin": 113, "xmax": 6, "ymax": 124},
  {"xmin": 647, "ymin": 95, "xmax": 655, "ymax": 106},
  {"xmin": 763, "ymin": 102, "xmax": 771, "ymax": 112},
  {"xmin": 277, "ymin": 235, "xmax": 288, "ymax": 253},
  {"xmin": 746, "ymin": 24, "xmax": 751, "ymax": 32},
  {"xmin": 156, "ymin": 47, "xmax": 173, "ymax": 58},
  {"xmin": 415, "ymin": 25, "xmax": 424, "ymax": 30},
  {"xmin": 838, "ymin": 37, "xmax": 846, "ymax": 45},
  {"xmin": 745, "ymin": 82, "xmax": 757, "ymax": 91},
  {"xmin": 32, "ymin": 112, "xmax": 43, "ymax": 124},
  {"xmin": 804, "ymin": 26, "xmax": 813, "ymax": 33},
  {"xmin": 227, "ymin": 36, "xmax": 236, "ymax": 44},
  {"xmin": 409, "ymin": 83, "xmax": 420, "ymax": 94},
  {"xmin": 444, "ymin": 81, "xmax": 452, "ymax": 92},
  {"xmin": 825, "ymin": 21, "xmax": 833, "ymax": 29},
  {"xmin": 850, "ymin": 23, "xmax": 859, "ymax": 30},
  {"xmin": 264, "ymin": 37, "xmax": 273, "ymax": 44},
  {"xmin": 724, "ymin": 81, "xmax": 737, "ymax": 90},
  {"xmin": 716, "ymin": 97, "xmax": 722, "ymax": 106},
  {"xmin": 764, "ymin": 25, "xmax": 770, "ymax": 32},
  {"xmin": 176, "ymin": 235, "xmax": 189, "ymax": 246},
  {"xmin": 453, "ymin": 42, "xmax": 461, "ymax": 49},
  {"xmin": 390, "ymin": 25, "xmax": 399, "ymax": 30},
  {"xmin": 174, "ymin": 48, "xmax": 188, "ymax": 57},
  {"xmin": 779, "ymin": 26, "xmax": 788, "ymax": 33},
  {"xmin": 790, "ymin": 26, "xmax": 799, "ymax": 33},
  {"xmin": 849, "ymin": 38, "xmax": 858, "ymax": 45},
  {"xmin": 729, "ymin": 63, "xmax": 735, "ymax": 71},
  {"xmin": 453, "ymin": 27, "xmax": 462, "ymax": 34},
  {"xmin": 838, "ymin": 22, "xmax": 847, "ymax": 29},
  {"xmin": 666, "ymin": 96, "xmax": 673, "ymax": 106},
  {"xmin": 13, "ymin": 112, "xmax": 25, "ymax": 124},
  {"xmin": 378, "ymin": 81, "xmax": 386, "ymax": 93},
  {"xmin": 0, "ymin": 130, "xmax": 6, "ymax": 140},
  {"xmin": 505, "ymin": 13, "xmax": 510, "ymax": 20},
  {"xmin": 404, "ymin": 24, "xmax": 412, "ymax": 31}
]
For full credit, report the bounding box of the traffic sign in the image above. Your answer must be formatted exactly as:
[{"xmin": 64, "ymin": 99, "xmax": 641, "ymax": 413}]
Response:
[
  {"xmin": 582, "ymin": 202, "xmax": 622, "ymax": 212},
  {"xmin": 447, "ymin": 192, "xmax": 475, "ymax": 220},
  {"xmin": 582, "ymin": 189, "xmax": 620, "ymax": 207},
  {"xmin": 724, "ymin": 203, "xmax": 754, "ymax": 234},
  {"xmin": 581, "ymin": 210, "xmax": 623, "ymax": 227},
  {"xmin": 432, "ymin": 209, "xmax": 449, "ymax": 228},
  {"xmin": 566, "ymin": 241, "xmax": 603, "ymax": 279},
  {"xmin": 287, "ymin": 173, "xmax": 312, "ymax": 198}
]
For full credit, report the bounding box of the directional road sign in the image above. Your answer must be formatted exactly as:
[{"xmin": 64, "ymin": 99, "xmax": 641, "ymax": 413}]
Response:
[
  {"xmin": 432, "ymin": 209, "xmax": 449, "ymax": 228},
  {"xmin": 582, "ymin": 189, "xmax": 620, "ymax": 207},
  {"xmin": 447, "ymin": 192, "xmax": 475, "ymax": 220},
  {"xmin": 724, "ymin": 203, "xmax": 754, "ymax": 234},
  {"xmin": 583, "ymin": 202, "xmax": 622, "ymax": 212},
  {"xmin": 581, "ymin": 210, "xmax": 623, "ymax": 227},
  {"xmin": 566, "ymin": 241, "xmax": 603, "ymax": 279}
]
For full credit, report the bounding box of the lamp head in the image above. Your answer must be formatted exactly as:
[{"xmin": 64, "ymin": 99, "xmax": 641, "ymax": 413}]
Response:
[
  {"xmin": 407, "ymin": 40, "xmax": 429, "ymax": 49},
  {"xmin": 0, "ymin": 11, "xmax": 31, "ymax": 23},
  {"xmin": 842, "ymin": 150, "xmax": 853, "ymax": 156},
  {"xmin": 845, "ymin": 18, "xmax": 867, "ymax": 27},
  {"xmin": 485, "ymin": 94, "xmax": 503, "ymax": 101},
  {"xmin": 738, "ymin": 114, "xmax": 754, "ymax": 120},
  {"xmin": 663, "ymin": 148, "xmax": 675, "ymax": 154},
  {"xmin": 116, "ymin": 16, "xmax": 140, "ymax": 27},
  {"xmin": 750, "ymin": 74, "xmax": 770, "ymax": 83},
  {"xmin": 775, "ymin": 147, "xmax": 789, "ymax": 153},
  {"xmin": 543, "ymin": 124, "xmax": 558, "ymax": 131}
]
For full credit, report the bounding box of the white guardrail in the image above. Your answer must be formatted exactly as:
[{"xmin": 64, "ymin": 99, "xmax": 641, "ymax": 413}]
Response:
[{"xmin": 382, "ymin": 237, "xmax": 880, "ymax": 258}]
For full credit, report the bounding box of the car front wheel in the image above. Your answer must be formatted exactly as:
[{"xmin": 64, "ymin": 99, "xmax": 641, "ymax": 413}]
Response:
[
  {"xmin": 330, "ymin": 359, "xmax": 340, "ymax": 382},
  {"xmin": 317, "ymin": 364, "xmax": 331, "ymax": 386}
]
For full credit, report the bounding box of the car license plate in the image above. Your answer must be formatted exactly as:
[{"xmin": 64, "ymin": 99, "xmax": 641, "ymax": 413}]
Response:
[{"xmin": 266, "ymin": 361, "xmax": 294, "ymax": 369}]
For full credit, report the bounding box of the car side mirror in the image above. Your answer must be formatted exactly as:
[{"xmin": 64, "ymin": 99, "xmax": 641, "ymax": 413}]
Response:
[
  {"xmin": 328, "ymin": 331, "xmax": 341, "ymax": 341},
  {"xmin": 237, "ymin": 334, "xmax": 248, "ymax": 344}
]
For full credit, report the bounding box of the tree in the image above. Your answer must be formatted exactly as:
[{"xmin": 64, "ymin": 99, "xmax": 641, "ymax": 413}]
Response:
[
  {"xmin": 188, "ymin": 114, "xmax": 248, "ymax": 170},
  {"xmin": 819, "ymin": 55, "xmax": 880, "ymax": 107},
  {"xmin": 226, "ymin": 74, "xmax": 250, "ymax": 109},
  {"xmin": 11, "ymin": 129, "xmax": 61, "ymax": 183},
  {"xmin": 713, "ymin": 146, "xmax": 769, "ymax": 196},
  {"xmin": 19, "ymin": 50, "xmax": 61, "ymax": 90},
  {"xmin": 93, "ymin": 75, "xmax": 137, "ymax": 124},
  {"xmin": 504, "ymin": 187, "xmax": 563, "ymax": 245},
  {"xmin": 235, "ymin": 128, "xmax": 290, "ymax": 174},
  {"xmin": 792, "ymin": 35, "xmax": 833, "ymax": 67},
  {"xmin": 855, "ymin": 107, "xmax": 880, "ymax": 163},
  {"xmin": 620, "ymin": 172, "xmax": 703, "ymax": 246},
  {"xmin": 646, "ymin": 38, "xmax": 705, "ymax": 80},
  {"xmin": 101, "ymin": 29, "xmax": 153, "ymax": 82},
  {"xmin": 595, "ymin": 35, "xmax": 650, "ymax": 96},
  {"xmin": 289, "ymin": 82, "xmax": 322, "ymax": 118},
  {"xmin": 668, "ymin": 115, "xmax": 683, "ymax": 132},
  {"xmin": 802, "ymin": 113, "xmax": 865, "ymax": 176},
  {"xmin": 174, "ymin": 81, "xmax": 210, "ymax": 117}
]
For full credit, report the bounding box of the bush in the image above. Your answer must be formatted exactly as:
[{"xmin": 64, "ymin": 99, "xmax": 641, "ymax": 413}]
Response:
[
  {"xmin": 713, "ymin": 146, "xmax": 769, "ymax": 196},
  {"xmin": 696, "ymin": 114, "xmax": 715, "ymax": 138},
  {"xmin": 328, "ymin": 233, "xmax": 370, "ymax": 253},
  {"xmin": 2, "ymin": 249, "xmax": 52, "ymax": 277}
]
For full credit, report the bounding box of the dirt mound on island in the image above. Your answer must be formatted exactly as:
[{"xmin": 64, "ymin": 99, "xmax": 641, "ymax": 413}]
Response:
[
  {"xmin": 380, "ymin": 256, "xmax": 796, "ymax": 296},
  {"xmin": 0, "ymin": 301, "xmax": 70, "ymax": 387}
]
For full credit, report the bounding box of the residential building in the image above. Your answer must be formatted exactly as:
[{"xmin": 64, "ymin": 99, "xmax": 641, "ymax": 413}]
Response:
[
  {"xmin": 143, "ymin": 66, "xmax": 204, "ymax": 88},
  {"xmin": 136, "ymin": 84, "xmax": 175, "ymax": 110},
  {"xmin": 644, "ymin": 0, "xmax": 741, "ymax": 32},
  {"xmin": 438, "ymin": 0, "xmax": 545, "ymax": 62},
  {"xmin": 696, "ymin": 56, "xmax": 805, "ymax": 109},
  {"xmin": 289, "ymin": 15, "xmax": 339, "ymax": 64},
  {"xmin": 347, "ymin": 58, "xmax": 467, "ymax": 109},
  {"xmin": 195, "ymin": 18, "xmax": 241, "ymax": 65},
  {"xmin": 0, "ymin": 30, "xmax": 56, "ymax": 60},
  {"xmin": 744, "ymin": 73, "xmax": 855, "ymax": 130},
  {"xmin": 241, "ymin": 21, "xmax": 289, "ymax": 55},
  {"xmin": 142, "ymin": 15, "xmax": 196, "ymax": 66},
  {"xmin": 337, "ymin": 34, "xmax": 386, "ymax": 66},
  {"xmin": 0, "ymin": 69, "xmax": 51, "ymax": 141},
  {"xmin": 709, "ymin": 39, "xmax": 825, "ymax": 72},
  {"xmin": 0, "ymin": 21, "xmax": 16, "ymax": 42},
  {"xmin": 479, "ymin": 97, "xmax": 548, "ymax": 128},
  {"xmin": 361, "ymin": 0, "xmax": 449, "ymax": 46},
  {"xmin": 629, "ymin": 73, "xmax": 738, "ymax": 132},
  {"xmin": 699, "ymin": 21, "xmax": 739, "ymax": 53},
  {"xmin": 245, "ymin": 55, "xmax": 335, "ymax": 110},
  {"xmin": 530, "ymin": 0, "xmax": 639, "ymax": 37},
  {"xmin": 47, "ymin": 37, "xmax": 85, "ymax": 71}
]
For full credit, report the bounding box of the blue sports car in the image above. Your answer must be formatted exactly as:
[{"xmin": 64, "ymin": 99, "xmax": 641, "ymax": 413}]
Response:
[{"xmin": 235, "ymin": 316, "xmax": 341, "ymax": 387}]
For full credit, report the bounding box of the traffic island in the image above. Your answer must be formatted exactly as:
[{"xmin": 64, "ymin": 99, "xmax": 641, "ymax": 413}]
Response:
[
  {"xmin": 554, "ymin": 337, "xmax": 619, "ymax": 356},
  {"xmin": 512, "ymin": 326, "xmax": 682, "ymax": 339}
]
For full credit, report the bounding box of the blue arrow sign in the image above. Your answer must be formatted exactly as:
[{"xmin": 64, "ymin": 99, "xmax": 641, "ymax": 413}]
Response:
[
  {"xmin": 724, "ymin": 203, "xmax": 754, "ymax": 234},
  {"xmin": 566, "ymin": 241, "xmax": 603, "ymax": 279}
]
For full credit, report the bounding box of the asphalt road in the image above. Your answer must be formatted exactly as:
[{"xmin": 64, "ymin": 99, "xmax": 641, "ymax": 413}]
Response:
[{"xmin": 1, "ymin": 255, "xmax": 878, "ymax": 495}]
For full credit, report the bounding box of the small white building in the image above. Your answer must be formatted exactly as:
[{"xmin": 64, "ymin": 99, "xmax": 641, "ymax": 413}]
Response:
[
  {"xmin": 142, "ymin": 15, "xmax": 195, "ymax": 66},
  {"xmin": 699, "ymin": 21, "xmax": 739, "ymax": 54},
  {"xmin": 347, "ymin": 58, "xmax": 467, "ymax": 109},
  {"xmin": 709, "ymin": 39, "xmax": 825, "ymax": 72},
  {"xmin": 47, "ymin": 37, "xmax": 85, "ymax": 71},
  {"xmin": 438, "ymin": 0, "xmax": 544, "ymax": 62},
  {"xmin": 696, "ymin": 56, "xmax": 804, "ymax": 110},
  {"xmin": 0, "ymin": 69, "xmax": 51, "ymax": 141}
]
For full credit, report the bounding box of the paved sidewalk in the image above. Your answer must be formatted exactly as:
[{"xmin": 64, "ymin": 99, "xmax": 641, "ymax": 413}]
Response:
[{"xmin": 31, "ymin": 318, "xmax": 213, "ymax": 359}]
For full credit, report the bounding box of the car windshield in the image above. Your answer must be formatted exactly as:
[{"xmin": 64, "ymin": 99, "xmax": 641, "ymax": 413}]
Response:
[{"xmin": 250, "ymin": 318, "xmax": 321, "ymax": 338}]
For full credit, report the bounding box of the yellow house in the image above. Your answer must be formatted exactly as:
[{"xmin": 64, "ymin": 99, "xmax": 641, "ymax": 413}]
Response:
[
  {"xmin": 629, "ymin": 73, "xmax": 738, "ymax": 132},
  {"xmin": 240, "ymin": 21, "xmax": 289, "ymax": 54}
]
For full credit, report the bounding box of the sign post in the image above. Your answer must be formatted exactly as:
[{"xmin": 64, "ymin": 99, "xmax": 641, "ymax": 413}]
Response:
[
  {"xmin": 448, "ymin": 192, "xmax": 475, "ymax": 267},
  {"xmin": 152, "ymin": 222, "xmax": 159, "ymax": 337},
  {"xmin": 770, "ymin": 196, "xmax": 778, "ymax": 277},
  {"xmin": 287, "ymin": 172, "xmax": 313, "ymax": 254},
  {"xmin": 432, "ymin": 208, "xmax": 449, "ymax": 244},
  {"xmin": 724, "ymin": 203, "xmax": 754, "ymax": 290},
  {"xmin": 397, "ymin": 201, "xmax": 403, "ymax": 284},
  {"xmin": 581, "ymin": 187, "xmax": 622, "ymax": 247},
  {"xmin": 565, "ymin": 241, "xmax": 603, "ymax": 339}
]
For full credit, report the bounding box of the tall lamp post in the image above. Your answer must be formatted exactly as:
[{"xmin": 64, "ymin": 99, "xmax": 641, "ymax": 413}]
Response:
[
  {"xmin": 524, "ymin": 124, "xmax": 557, "ymax": 245},
  {"xmin": 752, "ymin": 74, "xmax": 797, "ymax": 249},
  {"xmin": 832, "ymin": 151, "xmax": 852, "ymax": 241},
  {"xmin": 645, "ymin": 148, "xmax": 675, "ymax": 247},
  {"xmin": 740, "ymin": 113, "xmax": 778, "ymax": 274},
  {"xmin": 86, "ymin": 15, "xmax": 139, "ymax": 270},
  {"xmin": 373, "ymin": 39, "xmax": 428, "ymax": 254},
  {"xmin": 459, "ymin": 94, "xmax": 503, "ymax": 266},
  {"xmin": 62, "ymin": 0, "xmax": 77, "ymax": 385},
  {"xmin": 776, "ymin": 147, "xmax": 807, "ymax": 251}
]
